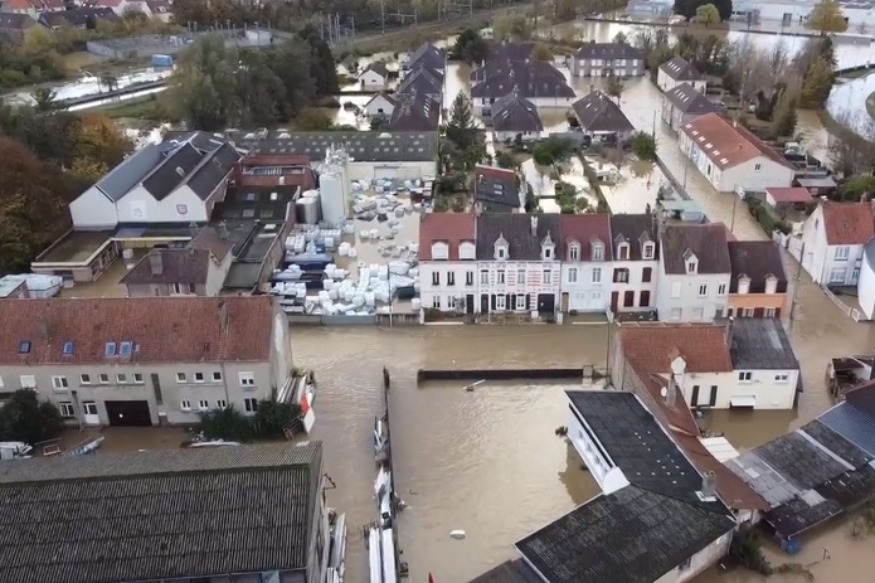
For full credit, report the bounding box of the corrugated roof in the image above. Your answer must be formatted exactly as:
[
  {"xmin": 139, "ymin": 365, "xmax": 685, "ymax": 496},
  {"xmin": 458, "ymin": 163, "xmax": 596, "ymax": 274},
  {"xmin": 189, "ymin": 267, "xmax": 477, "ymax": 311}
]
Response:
[{"xmin": 819, "ymin": 401, "xmax": 875, "ymax": 456}]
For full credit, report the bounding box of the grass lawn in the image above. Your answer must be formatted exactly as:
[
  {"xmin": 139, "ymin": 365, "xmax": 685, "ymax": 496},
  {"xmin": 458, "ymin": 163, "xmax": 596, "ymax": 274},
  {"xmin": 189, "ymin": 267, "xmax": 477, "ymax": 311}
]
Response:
[{"xmin": 94, "ymin": 96, "xmax": 169, "ymax": 120}]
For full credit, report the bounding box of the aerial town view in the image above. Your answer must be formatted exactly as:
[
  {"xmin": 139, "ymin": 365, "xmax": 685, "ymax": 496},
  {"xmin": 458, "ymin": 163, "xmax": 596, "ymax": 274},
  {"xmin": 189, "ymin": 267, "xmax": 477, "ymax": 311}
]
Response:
[{"xmin": 3, "ymin": 0, "xmax": 875, "ymax": 580}]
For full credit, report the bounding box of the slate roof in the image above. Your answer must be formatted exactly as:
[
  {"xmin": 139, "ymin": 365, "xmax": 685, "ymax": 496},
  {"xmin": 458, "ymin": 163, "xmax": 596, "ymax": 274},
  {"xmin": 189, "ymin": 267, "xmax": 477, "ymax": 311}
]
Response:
[
  {"xmin": 664, "ymin": 83, "xmax": 720, "ymax": 115},
  {"xmin": 142, "ymin": 142, "xmax": 205, "ymax": 201},
  {"xmin": 362, "ymin": 61, "xmax": 389, "ymax": 79},
  {"xmin": 729, "ymin": 318, "xmax": 799, "ymax": 371},
  {"xmin": 0, "ymin": 12, "xmax": 37, "ymax": 29},
  {"xmin": 471, "ymin": 60, "xmax": 574, "ymax": 100},
  {"xmin": 661, "ymin": 223, "xmax": 731, "ymax": 274},
  {"xmin": 727, "ymin": 240, "xmax": 787, "ymax": 293},
  {"xmin": 610, "ymin": 214, "xmax": 658, "ymax": 260},
  {"xmin": 467, "ymin": 559, "xmax": 542, "ymax": 583},
  {"xmin": 573, "ymin": 42, "xmax": 642, "ymax": 60},
  {"xmin": 819, "ymin": 399, "xmax": 875, "ymax": 457},
  {"xmin": 0, "ymin": 296, "xmax": 275, "ymax": 365},
  {"xmin": 185, "ymin": 142, "xmax": 241, "ymax": 200},
  {"xmin": 475, "ymin": 214, "xmax": 561, "ymax": 260},
  {"xmin": 572, "ymin": 90, "xmax": 634, "ymax": 133},
  {"xmin": 660, "ymin": 56, "xmax": 703, "ymax": 81},
  {"xmin": 0, "ymin": 443, "xmax": 322, "ymax": 583},
  {"xmin": 397, "ymin": 67, "xmax": 443, "ymax": 97},
  {"xmin": 419, "ymin": 213, "xmax": 476, "ymax": 261},
  {"xmin": 473, "ymin": 166, "xmax": 520, "ymax": 210},
  {"xmin": 681, "ymin": 113, "xmax": 793, "ymax": 170},
  {"xmin": 389, "ymin": 92, "xmax": 440, "ymax": 131},
  {"xmin": 487, "ymin": 41, "xmax": 536, "ymax": 62},
  {"xmin": 236, "ymin": 131, "xmax": 438, "ymax": 163},
  {"xmin": 491, "ymin": 91, "xmax": 543, "ymax": 133},
  {"xmin": 559, "ymin": 214, "xmax": 613, "ymax": 261},
  {"xmin": 846, "ymin": 381, "xmax": 875, "ymax": 417},
  {"xmin": 820, "ymin": 201, "xmax": 875, "ymax": 246},
  {"xmin": 406, "ymin": 43, "xmax": 446, "ymax": 73},
  {"xmin": 38, "ymin": 6, "xmax": 118, "ymax": 27},
  {"xmin": 516, "ymin": 485, "xmax": 734, "ymax": 583}
]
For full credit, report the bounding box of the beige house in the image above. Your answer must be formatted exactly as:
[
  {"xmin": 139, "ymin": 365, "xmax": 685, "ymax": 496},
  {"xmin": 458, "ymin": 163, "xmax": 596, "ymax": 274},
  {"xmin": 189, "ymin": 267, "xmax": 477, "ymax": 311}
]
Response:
[
  {"xmin": 121, "ymin": 226, "xmax": 234, "ymax": 297},
  {"xmin": 0, "ymin": 296, "xmax": 292, "ymax": 427}
]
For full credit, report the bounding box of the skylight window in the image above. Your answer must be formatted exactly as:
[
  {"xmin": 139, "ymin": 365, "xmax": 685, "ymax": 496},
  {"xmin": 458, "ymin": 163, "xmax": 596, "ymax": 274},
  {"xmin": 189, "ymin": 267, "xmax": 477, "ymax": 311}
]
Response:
[
  {"xmin": 18, "ymin": 340, "xmax": 31, "ymax": 354},
  {"xmin": 105, "ymin": 342, "xmax": 117, "ymax": 357},
  {"xmin": 63, "ymin": 341, "xmax": 74, "ymax": 356},
  {"xmin": 119, "ymin": 341, "xmax": 133, "ymax": 357}
]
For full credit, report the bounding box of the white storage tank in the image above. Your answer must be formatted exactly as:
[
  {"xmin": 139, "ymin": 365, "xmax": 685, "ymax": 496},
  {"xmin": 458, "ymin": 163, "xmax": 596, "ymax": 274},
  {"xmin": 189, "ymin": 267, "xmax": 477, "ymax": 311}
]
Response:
[
  {"xmin": 296, "ymin": 197, "xmax": 321, "ymax": 225},
  {"xmin": 319, "ymin": 168, "xmax": 349, "ymax": 226}
]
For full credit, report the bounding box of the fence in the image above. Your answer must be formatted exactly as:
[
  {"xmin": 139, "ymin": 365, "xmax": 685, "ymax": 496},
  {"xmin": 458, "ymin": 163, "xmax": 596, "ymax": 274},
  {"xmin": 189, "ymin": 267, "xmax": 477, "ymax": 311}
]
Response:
[{"xmin": 87, "ymin": 27, "xmax": 281, "ymax": 59}]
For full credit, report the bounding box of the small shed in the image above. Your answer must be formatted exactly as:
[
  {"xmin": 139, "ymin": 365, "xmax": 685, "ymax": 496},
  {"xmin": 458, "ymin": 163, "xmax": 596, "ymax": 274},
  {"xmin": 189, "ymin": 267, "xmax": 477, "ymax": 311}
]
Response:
[{"xmin": 765, "ymin": 187, "xmax": 812, "ymax": 210}]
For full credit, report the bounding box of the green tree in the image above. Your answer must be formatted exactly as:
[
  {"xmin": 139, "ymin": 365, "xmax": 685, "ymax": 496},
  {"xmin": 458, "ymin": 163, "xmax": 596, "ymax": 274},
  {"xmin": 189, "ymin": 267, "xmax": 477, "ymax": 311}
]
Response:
[
  {"xmin": 838, "ymin": 175, "xmax": 875, "ymax": 201},
  {"xmin": 0, "ymin": 389, "xmax": 63, "ymax": 444},
  {"xmin": 799, "ymin": 57, "xmax": 835, "ymax": 107},
  {"xmin": 253, "ymin": 400, "xmax": 301, "ymax": 438},
  {"xmin": 613, "ymin": 31, "xmax": 629, "ymax": 45},
  {"xmin": 533, "ymin": 137, "xmax": 573, "ymax": 166},
  {"xmin": 168, "ymin": 35, "xmax": 238, "ymax": 130},
  {"xmin": 555, "ymin": 0, "xmax": 577, "ymax": 22},
  {"xmin": 674, "ymin": 0, "xmax": 731, "ymax": 22},
  {"xmin": 370, "ymin": 115, "xmax": 390, "ymax": 131},
  {"xmin": 770, "ymin": 89, "xmax": 798, "ymax": 138},
  {"xmin": 605, "ymin": 75, "xmax": 624, "ymax": 104},
  {"xmin": 533, "ymin": 43, "xmax": 553, "ymax": 61},
  {"xmin": 446, "ymin": 91, "xmax": 477, "ymax": 150},
  {"xmin": 695, "ymin": 3, "xmax": 721, "ymax": 26},
  {"xmin": 806, "ymin": 0, "xmax": 848, "ymax": 34},
  {"xmin": 30, "ymin": 88, "xmax": 57, "ymax": 112},
  {"xmin": 295, "ymin": 108, "xmax": 333, "ymax": 131},
  {"xmin": 452, "ymin": 28, "xmax": 490, "ymax": 64},
  {"xmin": 493, "ymin": 13, "xmax": 531, "ymax": 40},
  {"xmin": 300, "ymin": 24, "xmax": 340, "ymax": 94},
  {"xmin": 198, "ymin": 406, "xmax": 253, "ymax": 442},
  {"xmin": 630, "ymin": 131, "xmax": 657, "ymax": 161}
]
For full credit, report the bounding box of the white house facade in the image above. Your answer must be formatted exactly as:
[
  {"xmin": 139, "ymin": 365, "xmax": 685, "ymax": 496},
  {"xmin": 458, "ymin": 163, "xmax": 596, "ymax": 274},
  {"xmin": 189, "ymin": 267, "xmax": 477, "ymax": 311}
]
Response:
[
  {"xmin": 858, "ymin": 237, "xmax": 875, "ymax": 320},
  {"xmin": 358, "ymin": 64, "xmax": 389, "ymax": 90},
  {"xmin": 657, "ymin": 57, "xmax": 707, "ymax": 94},
  {"xmin": 558, "ymin": 214, "xmax": 612, "ymax": 313},
  {"xmin": 679, "ymin": 113, "xmax": 795, "ymax": 193},
  {"xmin": 363, "ymin": 93, "xmax": 397, "ymax": 118},
  {"xmin": 476, "ymin": 214, "xmax": 562, "ymax": 316},
  {"xmin": 656, "ymin": 224, "xmax": 732, "ymax": 322},
  {"xmin": 609, "ymin": 214, "xmax": 659, "ymax": 314},
  {"xmin": 417, "ymin": 214, "xmax": 477, "ymax": 313},
  {"xmin": 795, "ymin": 201, "xmax": 873, "ymax": 286}
]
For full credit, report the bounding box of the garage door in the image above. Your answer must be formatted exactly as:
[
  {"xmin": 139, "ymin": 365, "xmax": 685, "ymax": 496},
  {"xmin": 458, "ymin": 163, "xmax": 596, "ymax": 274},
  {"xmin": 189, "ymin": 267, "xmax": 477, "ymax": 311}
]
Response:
[
  {"xmin": 105, "ymin": 400, "xmax": 152, "ymax": 426},
  {"xmin": 374, "ymin": 166, "xmax": 399, "ymax": 180}
]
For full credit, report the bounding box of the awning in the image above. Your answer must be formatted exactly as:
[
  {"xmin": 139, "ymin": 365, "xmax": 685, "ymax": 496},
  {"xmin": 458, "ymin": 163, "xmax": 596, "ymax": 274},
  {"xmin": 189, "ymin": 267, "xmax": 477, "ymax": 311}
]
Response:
[{"xmin": 730, "ymin": 395, "xmax": 756, "ymax": 408}]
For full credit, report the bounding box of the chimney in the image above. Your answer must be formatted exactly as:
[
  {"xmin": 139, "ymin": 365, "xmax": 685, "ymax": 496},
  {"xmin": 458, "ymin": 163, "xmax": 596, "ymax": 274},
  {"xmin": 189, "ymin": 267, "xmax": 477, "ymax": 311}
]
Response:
[
  {"xmin": 666, "ymin": 381, "xmax": 677, "ymax": 408},
  {"xmin": 530, "ymin": 215, "xmax": 538, "ymax": 237},
  {"xmin": 149, "ymin": 251, "xmax": 163, "ymax": 276},
  {"xmin": 218, "ymin": 300, "xmax": 229, "ymax": 332},
  {"xmin": 725, "ymin": 316, "xmax": 735, "ymax": 347},
  {"xmin": 701, "ymin": 471, "xmax": 717, "ymax": 499},
  {"xmin": 279, "ymin": 175, "xmax": 285, "ymax": 185},
  {"xmin": 668, "ymin": 355, "xmax": 686, "ymax": 408}
]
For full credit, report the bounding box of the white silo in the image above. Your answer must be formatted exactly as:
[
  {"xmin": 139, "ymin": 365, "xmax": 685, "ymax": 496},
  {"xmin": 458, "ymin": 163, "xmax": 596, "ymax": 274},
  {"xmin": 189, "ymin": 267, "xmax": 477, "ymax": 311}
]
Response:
[{"xmin": 319, "ymin": 147, "xmax": 351, "ymax": 226}]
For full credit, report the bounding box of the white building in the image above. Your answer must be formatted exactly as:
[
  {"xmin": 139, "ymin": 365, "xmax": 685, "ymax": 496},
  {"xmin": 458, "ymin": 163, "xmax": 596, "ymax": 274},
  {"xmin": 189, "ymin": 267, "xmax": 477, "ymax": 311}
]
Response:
[
  {"xmin": 235, "ymin": 131, "xmax": 439, "ymax": 181},
  {"xmin": 558, "ymin": 214, "xmax": 612, "ymax": 313},
  {"xmin": 615, "ymin": 319, "xmax": 800, "ymax": 411},
  {"xmin": 418, "ymin": 214, "xmax": 477, "ymax": 314},
  {"xmin": 657, "ymin": 56, "xmax": 707, "ymax": 94},
  {"xmin": 858, "ymin": 237, "xmax": 875, "ymax": 320},
  {"xmin": 609, "ymin": 214, "xmax": 659, "ymax": 313},
  {"xmin": 69, "ymin": 134, "xmax": 240, "ymax": 229},
  {"xmin": 475, "ymin": 214, "xmax": 562, "ymax": 316},
  {"xmin": 363, "ymin": 93, "xmax": 397, "ymax": 118},
  {"xmin": 358, "ymin": 62, "xmax": 390, "ymax": 90},
  {"xmin": 794, "ymin": 201, "xmax": 874, "ymax": 287},
  {"xmin": 656, "ymin": 224, "xmax": 732, "ymax": 322},
  {"xmin": 679, "ymin": 113, "xmax": 795, "ymax": 193}
]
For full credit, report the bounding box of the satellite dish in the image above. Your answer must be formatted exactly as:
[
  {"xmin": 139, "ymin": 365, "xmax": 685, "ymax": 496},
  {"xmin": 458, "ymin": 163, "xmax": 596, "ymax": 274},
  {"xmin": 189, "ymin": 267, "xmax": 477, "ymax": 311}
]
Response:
[{"xmin": 660, "ymin": 387, "xmax": 668, "ymax": 398}]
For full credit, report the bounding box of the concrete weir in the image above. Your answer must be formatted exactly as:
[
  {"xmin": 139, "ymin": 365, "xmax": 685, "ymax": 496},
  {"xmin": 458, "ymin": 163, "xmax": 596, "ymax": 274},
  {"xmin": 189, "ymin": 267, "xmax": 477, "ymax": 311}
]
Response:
[{"xmin": 416, "ymin": 367, "xmax": 603, "ymax": 383}]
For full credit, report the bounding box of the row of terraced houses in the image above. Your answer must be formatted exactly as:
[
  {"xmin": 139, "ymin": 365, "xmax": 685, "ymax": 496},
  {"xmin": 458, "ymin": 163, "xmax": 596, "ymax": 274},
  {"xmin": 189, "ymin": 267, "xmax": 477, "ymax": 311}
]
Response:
[{"xmin": 419, "ymin": 212, "xmax": 789, "ymax": 321}]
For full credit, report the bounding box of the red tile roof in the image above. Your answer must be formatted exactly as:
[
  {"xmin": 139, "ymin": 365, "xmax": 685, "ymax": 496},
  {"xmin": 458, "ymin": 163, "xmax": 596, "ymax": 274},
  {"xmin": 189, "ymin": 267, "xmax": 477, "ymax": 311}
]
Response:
[
  {"xmin": 419, "ymin": 213, "xmax": 476, "ymax": 261},
  {"xmin": 618, "ymin": 322, "xmax": 733, "ymax": 373},
  {"xmin": 821, "ymin": 201, "xmax": 875, "ymax": 246},
  {"xmin": 558, "ymin": 214, "xmax": 612, "ymax": 261},
  {"xmin": 766, "ymin": 187, "xmax": 812, "ymax": 205},
  {"xmin": 681, "ymin": 113, "xmax": 793, "ymax": 171},
  {"xmin": 474, "ymin": 165, "xmax": 517, "ymax": 183},
  {"xmin": 0, "ymin": 296, "xmax": 276, "ymax": 365},
  {"xmin": 618, "ymin": 322, "xmax": 768, "ymax": 511}
]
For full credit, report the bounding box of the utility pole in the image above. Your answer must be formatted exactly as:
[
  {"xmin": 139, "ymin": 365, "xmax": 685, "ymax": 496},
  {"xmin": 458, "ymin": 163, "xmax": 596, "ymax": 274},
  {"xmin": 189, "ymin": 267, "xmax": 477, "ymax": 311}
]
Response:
[{"xmin": 789, "ymin": 242, "xmax": 805, "ymax": 331}]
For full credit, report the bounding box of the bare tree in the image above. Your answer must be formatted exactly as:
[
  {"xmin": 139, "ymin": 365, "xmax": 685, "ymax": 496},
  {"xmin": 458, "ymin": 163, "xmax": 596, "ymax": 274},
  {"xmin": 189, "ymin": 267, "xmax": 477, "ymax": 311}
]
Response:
[{"xmin": 828, "ymin": 110, "xmax": 875, "ymax": 178}]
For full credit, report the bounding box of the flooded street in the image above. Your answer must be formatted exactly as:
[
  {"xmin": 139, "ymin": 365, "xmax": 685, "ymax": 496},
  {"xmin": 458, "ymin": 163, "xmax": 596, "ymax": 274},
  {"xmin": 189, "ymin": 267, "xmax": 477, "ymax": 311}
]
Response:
[{"xmin": 293, "ymin": 304, "xmax": 875, "ymax": 583}]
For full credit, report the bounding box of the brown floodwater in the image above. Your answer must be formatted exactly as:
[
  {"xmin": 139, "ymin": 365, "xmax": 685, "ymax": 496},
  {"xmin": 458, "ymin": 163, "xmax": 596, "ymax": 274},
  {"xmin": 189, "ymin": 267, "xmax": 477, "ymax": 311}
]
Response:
[{"xmin": 292, "ymin": 307, "xmax": 875, "ymax": 583}]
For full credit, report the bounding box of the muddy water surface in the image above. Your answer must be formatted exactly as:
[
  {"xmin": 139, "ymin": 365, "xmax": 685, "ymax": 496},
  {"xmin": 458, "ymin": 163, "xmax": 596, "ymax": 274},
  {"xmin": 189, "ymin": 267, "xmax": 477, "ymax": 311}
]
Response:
[{"xmin": 292, "ymin": 312, "xmax": 875, "ymax": 583}]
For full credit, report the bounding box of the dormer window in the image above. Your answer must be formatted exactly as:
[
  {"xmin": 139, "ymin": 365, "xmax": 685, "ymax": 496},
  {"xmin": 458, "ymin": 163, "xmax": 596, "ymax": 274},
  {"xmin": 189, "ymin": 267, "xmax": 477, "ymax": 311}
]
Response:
[
  {"xmin": 642, "ymin": 242, "xmax": 655, "ymax": 260},
  {"xmin": 568, "ymin": 243, "xmax": 580, "ymax": 261},
  {"xmin": 541, "ymin": 232, "xmax": 556, "ymax": 261},
  {"xmin": 592, "ymin": 242, "xmax": 604, "ymax": 261},
  {"xmin": 765, "ymin": 275, "xmax": 777, "ymax": 294},
  {"xmin": 739, "ymin": 276, "xmax": 751, "ymax": 295},
  {"xmin": 459, "ymin": 241, "xmax": 476, "ymax": 261},
  {"xmin": 494, "ymin": 234, "xmax": 509, "ymax": 261},
  {"xmin": 683, "ymin": 249, "xmax": 698, "ymax": 274},
  {"xmin": 431, "ymin": 241, "xmax": 449, "ymax": 261},
  {"xmin": 617, "ymin": 242, "xmax": 630, "ymax": 260}
]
